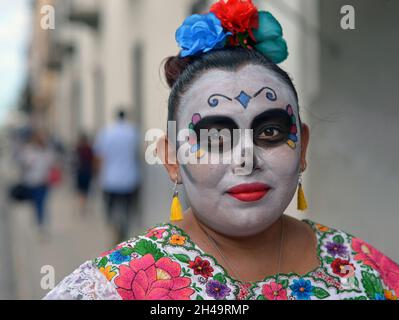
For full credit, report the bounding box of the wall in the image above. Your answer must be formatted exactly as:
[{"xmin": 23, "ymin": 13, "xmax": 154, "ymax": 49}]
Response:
[{"xmin": 307, "ymin": 0, "xmax": 399, "ymax": 260}]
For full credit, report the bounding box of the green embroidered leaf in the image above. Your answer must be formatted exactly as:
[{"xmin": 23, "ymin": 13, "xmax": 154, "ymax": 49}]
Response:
[
  {"xmin": 213, "ymin": 273, "xmax": 227, "ymax": 284},
  {"xmin": 192, "ymin": 283, "xmax": 202, "ymax": 292},
  {"xmin": 324, "ymin": 256, "xmax": 335, "ymax": 264},
  {"xmin": 332, "ymin": 235, "xmax": 345, "ymax": 244},
  {"xmin": 361, "ymin": 271, "xmax": 384, "ymax": 299},
  {"xmin": 196, "ymin": 295, "xmax": 204, "ymax": 300},
  {"xmin": 181, "ymin": 267, "xmax": 191, "ymax": 277},
  {"xmin": 279, "ymin": 279, "xmax": 289, "ymax": 289},
  {"xmin": 173, "ymin": 254, "xmax": 191, "ymax": 264},
  {"xmin": 120, "ymin": 247, "xmax": 134, "ymax": 256},
  {"xmin": 133, "ymin": 239, "xmax": 165, "ymax": 261},
  {"xmin": 312, "ymin": 287, "xmax": 330, "ymax": 299},
  {"xmin": 343, "ymin": 296, "xmax": 367, "ymax": 300},
  {"xmin": 257, "ymin": 295, "xmax": 266, "ymax": 300},
  {"xmin": 97, "ymin": 257, "xmax": 108, "ymax": 268},
  {"xmin": 354, "ymin": 276, "xmax": 359, "ymax": 288}
]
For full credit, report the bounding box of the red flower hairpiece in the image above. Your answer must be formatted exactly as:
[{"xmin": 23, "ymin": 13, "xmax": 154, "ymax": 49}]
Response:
[{"xmin": 210, "ymin": 0, "xmax": 259, "ymax": 46}]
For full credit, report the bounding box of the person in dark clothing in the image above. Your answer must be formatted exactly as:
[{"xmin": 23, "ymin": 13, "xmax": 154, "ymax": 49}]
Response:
[{"xmin": 74, "ymin": 133, "xmax": 95, "ymax": 214}]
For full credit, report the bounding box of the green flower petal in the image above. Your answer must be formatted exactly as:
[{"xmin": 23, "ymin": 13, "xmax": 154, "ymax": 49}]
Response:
[
  {"xmin": 253, "ymin": 11, "xmax": 283, "ymax": 42},
  {"xmin": 255, "ymin": 37, "xmax": 288, "ymax": 64}
]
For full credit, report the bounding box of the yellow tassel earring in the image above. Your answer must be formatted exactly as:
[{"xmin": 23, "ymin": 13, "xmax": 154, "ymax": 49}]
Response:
[
  {"xmin": 169, "ymin": 173, "xmax": 184, "ymax": 221},
  {"xmin": 297, "ymin": 170, "xmax": 308, "ymax": 211}
]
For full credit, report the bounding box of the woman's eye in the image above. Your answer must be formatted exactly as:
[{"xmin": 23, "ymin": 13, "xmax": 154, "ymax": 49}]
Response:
[
  {"xmin": 254, "ymin": 125, "xmax": 288, "ymax": 148},
  {"xmin": 258, "ymin": 127, "xmax": 282, "ymax": 139}
]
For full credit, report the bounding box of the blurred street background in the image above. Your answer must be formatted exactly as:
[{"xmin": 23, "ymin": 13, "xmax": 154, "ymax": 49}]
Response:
[{"xmin": 0, "ymin": 0, "xmax": 398, "ymax": 299}]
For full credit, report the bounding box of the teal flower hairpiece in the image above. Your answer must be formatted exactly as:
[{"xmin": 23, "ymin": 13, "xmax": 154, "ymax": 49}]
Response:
[
  {"xmin": 175, "ymin": 0, "xmax": 288, "ymax": 64},
  {"xmin": 253, "ymin": 11, "xmax": 288, "ymax": 64}
]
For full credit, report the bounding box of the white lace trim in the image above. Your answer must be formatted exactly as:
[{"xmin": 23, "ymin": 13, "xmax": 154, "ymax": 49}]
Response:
[{"xmin": 43, "ymin": 261, "xmax": 121, "ymax": 300}]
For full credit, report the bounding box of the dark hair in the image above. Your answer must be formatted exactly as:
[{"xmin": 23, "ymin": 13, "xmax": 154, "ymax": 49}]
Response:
[
  {"xmin": 163, "ymin": 47, "xmax": 300, "ymax": 125},
  {"xmin": 117, "ymin": 109, "xmax": 126, "ymax": 120}
]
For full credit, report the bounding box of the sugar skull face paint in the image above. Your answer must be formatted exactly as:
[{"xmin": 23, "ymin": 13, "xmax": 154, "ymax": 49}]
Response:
[{"xmin": 176, "ymin": 64, "xmax": 303, "ymax": 237}]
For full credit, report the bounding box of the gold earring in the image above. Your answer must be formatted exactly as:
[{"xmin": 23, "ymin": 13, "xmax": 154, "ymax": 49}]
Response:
[
  {"xmin": 169, "ymin": 173, "xmax": 184, "ymax": 221},
  {"xmin": 297, "ymin": 170, "xmax": 308, "ymax": 211}
]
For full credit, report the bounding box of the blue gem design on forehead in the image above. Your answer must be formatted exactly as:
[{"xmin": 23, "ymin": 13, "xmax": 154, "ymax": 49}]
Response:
[
  {"xmin": 207, "ymin": 86, "xmax": 278, "ymax": 109},
  {"xmin": 234, "ymin": 91, "xmax": 252, "ymax": 109}
]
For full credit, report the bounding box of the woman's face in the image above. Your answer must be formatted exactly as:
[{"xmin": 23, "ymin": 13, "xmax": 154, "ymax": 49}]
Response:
[{"xmin": 175, "ymin": 64, "xmax": 303, "ymax": 237}]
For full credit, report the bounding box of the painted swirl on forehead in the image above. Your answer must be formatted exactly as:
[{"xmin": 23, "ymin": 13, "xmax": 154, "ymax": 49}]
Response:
[
  {"xmin": 253, "ymin": 86, "xmax": 277, "ymax": 102},
  {"xmin": 207, "ymin": 86, "xmax": 278, "ymax": 109}
]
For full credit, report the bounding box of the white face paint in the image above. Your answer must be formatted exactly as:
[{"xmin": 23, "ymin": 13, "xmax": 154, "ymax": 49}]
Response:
[{"xmin": 176, "ymin": 64, "xmax": 302, "ymax": 237}]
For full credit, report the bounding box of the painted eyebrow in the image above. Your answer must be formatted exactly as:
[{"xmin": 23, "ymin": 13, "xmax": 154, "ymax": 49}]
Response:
[
  {"xmin": 250, "ymin": 108, "xmax": 291, "ymax": 129},
  {"xmin": 193, "ymin": 116, "xmax": 239, "ymax": 132}
]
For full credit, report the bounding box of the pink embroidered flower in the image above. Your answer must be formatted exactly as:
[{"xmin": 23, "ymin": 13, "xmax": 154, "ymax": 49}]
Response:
[
  {"xmin": 145, "ymin": 228, "xmax": 167, "ymax": 239},
  {"xmin": 352, "ymin": 237, "xmax": 399, "ymax": 296},
  {"xmin": 237, "ymin": 282, "xmax": 251, "ymax": 300},
  {"xmin": 114, "ymin": 253, "xmax": 195, "ymax": 300},
  {"xmin": 262, "ymin": 282, "xmax": 288, "ymax": 300}
]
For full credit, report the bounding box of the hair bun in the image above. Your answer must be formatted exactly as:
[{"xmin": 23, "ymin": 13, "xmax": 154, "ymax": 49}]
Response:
[{"xmin": 163, "ymin": 55, "xmax": 192, "ymax": 88}]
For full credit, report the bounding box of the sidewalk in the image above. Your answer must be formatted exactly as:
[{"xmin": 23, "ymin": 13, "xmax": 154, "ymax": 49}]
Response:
[{"xmin": 7, "ymin": 180, "xmax": 114, "ymax": 299}]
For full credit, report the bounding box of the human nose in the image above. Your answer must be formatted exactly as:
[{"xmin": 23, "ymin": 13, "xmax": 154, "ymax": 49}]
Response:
[{"xmin": 232, "ymin": 129, "xmax": 257, "ymax": 176}]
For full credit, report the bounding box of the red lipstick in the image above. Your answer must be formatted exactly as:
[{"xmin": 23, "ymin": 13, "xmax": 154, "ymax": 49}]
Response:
[{"xmin": 226, "ymin": 183, "xmax": 271, "ymax": 202}]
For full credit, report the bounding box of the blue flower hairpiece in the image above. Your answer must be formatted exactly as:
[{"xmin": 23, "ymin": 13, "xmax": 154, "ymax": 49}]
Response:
[
  {"xmin": 175, "ymin": 0, "xmax": 288, "ymax": 64},
  {"xmin": 175, "ymin": 13, "xmax": 231, "ymax": 58}
]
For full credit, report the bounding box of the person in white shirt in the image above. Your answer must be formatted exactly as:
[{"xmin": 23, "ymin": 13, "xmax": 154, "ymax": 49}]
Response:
[
  {"xmin": 19, "ymin": 130, "xmax": 56, "ymax": 229},
  {"xmin": 94, "ymin": 110, "xmax": 141, "ymax": 243}
]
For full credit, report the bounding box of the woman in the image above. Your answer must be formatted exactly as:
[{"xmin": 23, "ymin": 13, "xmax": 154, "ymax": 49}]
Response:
[
  {"xmin": 19, "ymin": 130, "xmax": 56, "ymax": 231},
  {"xmin": 73, "ymin": 133, "xmax": 95, "ymax": 214},
  {"xmin": 44, "ymin": 0, "xmax": 398, "ymax": 300}
]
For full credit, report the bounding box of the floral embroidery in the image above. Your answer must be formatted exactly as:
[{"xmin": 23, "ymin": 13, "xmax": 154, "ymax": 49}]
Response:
[
  {"xmin": 237, "ymin": 282, "xmax": 251, "ymax": 300},
  {"xmin": 146, "ymin": 228, "xmax": 167, "ymax": 239},
  {"xmin": 206, "ymin": 280, "xmax": 231, "ymax": 300},
  {"xmin": 384, "ymin": 290, "xmax": 398, "ymax": 300},
  {"xmin": 99, "ymin": 265, "xmax": 117, "ymax": 281},
  {"xmin": 114, "ymin": 254, "xmax": 195, "ymax": 300},
  {"xmin": 326, "ymin": 241, "xmax": 348, "ymax": 257},
  {"xmin": 169, "ymin": 234, "xmax": 187, "ymax": 246},
  {"xmin": 91, "ymin": 220, "xmax": 399, "ymax": 300},
  {"xmin": 352, "ymin": 237, "xmax": 399, "ymax": 296},
  {"xmin": 290, "ymin": 279, "xmax": 313, "ymax": 300},
  {"xmin": 330, "ymin": 258, "xmax": 355, "ymax": 277},
  {"xmin": 316, "ymin": 223, "xmax": 330, "ymax": 233},
  {"xmin": 262, "ymin": 282, "xmax": 288, "ymax": 300},
  {"xmin": 109, "ymin": 250, "xmax": 131, "ymax": 264},
  {"xmin": 189, "ymin": 256, "xmax": 214, "ymax": 279}
]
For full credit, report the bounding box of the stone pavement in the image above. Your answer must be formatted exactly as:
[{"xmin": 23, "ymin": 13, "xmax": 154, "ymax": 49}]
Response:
[{"xmin": 6, "ymin": 180, "xmax": 115, "ymax": 299}]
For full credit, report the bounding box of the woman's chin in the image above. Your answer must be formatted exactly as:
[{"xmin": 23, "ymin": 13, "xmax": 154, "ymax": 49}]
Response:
[{"xmin": 200, "ymin": 210, "xmax": 282, "ymax": 237}]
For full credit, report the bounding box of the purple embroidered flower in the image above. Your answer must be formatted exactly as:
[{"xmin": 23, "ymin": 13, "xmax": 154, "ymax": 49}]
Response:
[
  {"xmin": 205, "ymin": 280, "xmax": 231, "ymax": 300},
  {"xmin": 326, "ymin": 242, "xmax": 348, "ymax": 257}
]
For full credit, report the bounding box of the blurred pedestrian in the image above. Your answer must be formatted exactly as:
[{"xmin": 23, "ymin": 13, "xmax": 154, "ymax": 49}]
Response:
[
  {"xmin": 18, "ymin": 130, "xmax": 56, "ymax": 234},
  {"xmin": 94, "ymin": 109, "xmax": 141, "ymax": 243},
  {"xmin": 74, "ymin": 133, "xmax": 95, "ymax": 214}
]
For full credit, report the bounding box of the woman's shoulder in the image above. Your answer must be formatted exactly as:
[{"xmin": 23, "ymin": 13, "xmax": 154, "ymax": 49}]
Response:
[
  {"xmin": 43, "ymin": 223, "xmax": 178, "ymax": 300},
  {"xmin": 91, "ymin": 222, "xmax": 200, "ymax": 300},
  {"xmin": 303, "ymin": 219, "xmax": 399, "ymax": 299},
  {"xmin": 94, "ymin": 222, "xmax": 185, "ymax": 264},
  {"xmin": 43, "ymin": 260, "xmax": 121, "ymax": 300}
]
